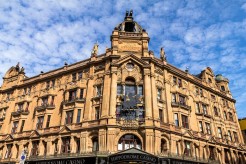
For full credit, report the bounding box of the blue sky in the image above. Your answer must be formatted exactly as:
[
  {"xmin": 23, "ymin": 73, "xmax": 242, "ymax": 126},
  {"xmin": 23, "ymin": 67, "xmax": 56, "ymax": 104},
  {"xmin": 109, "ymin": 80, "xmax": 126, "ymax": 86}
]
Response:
[{"xmin": 0, "ymin": 0, "xmax": 246, "ymax": 117}]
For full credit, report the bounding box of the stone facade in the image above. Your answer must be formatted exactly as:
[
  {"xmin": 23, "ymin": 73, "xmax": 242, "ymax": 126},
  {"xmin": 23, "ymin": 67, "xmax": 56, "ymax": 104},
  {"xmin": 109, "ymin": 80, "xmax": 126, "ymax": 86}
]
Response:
[{"xmin": 0, "ymin": 11, "xmax": 245, "ymax": 164}]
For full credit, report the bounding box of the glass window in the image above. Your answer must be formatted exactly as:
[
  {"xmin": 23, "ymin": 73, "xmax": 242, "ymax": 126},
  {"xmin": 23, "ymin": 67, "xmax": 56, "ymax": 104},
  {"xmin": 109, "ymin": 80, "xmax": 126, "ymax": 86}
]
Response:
[
  {"xmin": 179, "ymin": 95, "xmax": 185, "ymax": 105},
  {"xmin": 20, "ymin": 120, "xmax": 25, "ymax": 132},
  {"xmin": 125, "ymin": 85, "xmax": 136, "ymax": 96},
  {"xmin": 214, "ymin": 107, "xmax": 218, "ymax": 116},
  {"xmin": 116, "ymin": 105, "xmax": 121, "ymax": 121},
  {"xmin": 92, "ymin": 137, "xmax": 99, "ymax": 152},
  {"xmin": 233, "ymin": 131, "xmax": 238, "ymax": 142},
  {"xmin": 173, "ymin": 76, "xmax": 177, "ymax": 84},
  {"xmin": 228, "ymin": 112, "xmax": 233, "ymax": 121},
  {"xmin": 36, "ymin": 116, "xmax": 44, "ymax": 129},
  {"xmin": 96, "ymin": 86, "xmax": 102, "ymax": 96},
  {"xmin": 181, "ymin": 115, "xmax": 189, "ymax": 129},
  {"xmin": 72, "ymin": 73, "xmax": 77, "ymax": 81},
  {"xmin": 12, "ymin": 121, "xmax": 18, "ymax": 134},
  {"xmin": 184, "ymin": 141, "xmax": 191, "ymax": 156},
  {"xmin": 211, "ymin": 94, "xmax": 216, "ymax": 100},
  {"xmin": 118, "ymin": 134, "xmax": 141, "ymax": 151},
  {"xmin": 159, "ymin": 109, "xmax": 163, "ymax": 122},
  {"xmin": 205, "ymin": 122, "xmax": 212, "ymax": 135},
  {"xmin": 51, "ymin": 80, "xmax": 55, "ymax": 88},
  {"xmin": 174, "ymin": 113, "xmax": 179, "ymax": 126},
  {"xmin": 77, "ymin": 109, "xmax": 81, "ymax": 123},
  {"xmin": 138, "ymin": 85, "xmax": 143, "ymax": 95},
  {"xmin": 228, "ymin": 131, "xmax": 232, "ymax": 141},
  {"xmin": 221, "ymin": 86, "xmax": 225, "ymax": 91},
  {"xmin": 79, "ymin": 89, "xmax": 84, "ymax": 99},
  {"xmin": 157, "ymin": 88, "xmax": 162, "ymax": 100},
  {"xmin": 199, "ymin": 121, "xmax": 203, "ymax": 133},
  {"xmin": 95, "ymin": 107, "xmax": 100, "ymax": 120},
  {"xmin": 224, "ymin": 111, "xmax": 227, "ymax": 120},
  {"xmin": 195, "ymin": 87, "xmax": 199, "ymax": 95},
  {"xmin": 117, "ymin": 85, "xmax": 122, "ymax": 95},
  {"xmin": 202, "ymin": 104, "xmax": 207, "ymax": 115},
  {"xmin": 69, "ymin": 90, "xmax": 77, "ymax": 101},
  {"xmin": 200, "ymin": 88, "xmax": 203, "ymax": 96},
  {"xmin": 5, "ymin": 144, "xmax": 12, "ymax": 159},
  {"xmin": 46, "ymin": 81, "xmax": 50, "ymax": 89},
  {"xmin": 46, "ymin": 115, "xmax": 51, "ymax": 128},
  {"xmin": 172, "ymin": 93, "xmax": 176, "ymax": 103},
  {"xmin": 178, "ymin": 78, "xmax": 182, "ymax": 87},
  {"xmin": 78, "ymin": 72, "xmax": 82, "ymax": 80},
  {"xmin": 65, "ymin": 111, "xmax": 73, "ymax": 124},
  {"xmin": 196, "ymin": 103, "xmax": 200, "ymax": 113},
  {"xmin": 17, "ymin": 103, "xmax": 24, "ymax": 111},
  {"xmin": 42, "ymin": 97, "xmax": 48, "ymax": 105},
  {"xmin": 218, "ymin": 127, "xmax": 222, "ymax": 138}
]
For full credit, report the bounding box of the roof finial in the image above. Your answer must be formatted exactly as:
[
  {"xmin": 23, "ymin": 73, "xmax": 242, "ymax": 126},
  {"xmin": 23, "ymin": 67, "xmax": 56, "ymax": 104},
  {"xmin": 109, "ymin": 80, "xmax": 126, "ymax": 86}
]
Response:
[
  {"xmin": 160, "ymin": 47, "xmax": 166, "ymax": 61},
  {"xmin": 91, "ymin": 42, "xmax": 99, "ymax": 57}
]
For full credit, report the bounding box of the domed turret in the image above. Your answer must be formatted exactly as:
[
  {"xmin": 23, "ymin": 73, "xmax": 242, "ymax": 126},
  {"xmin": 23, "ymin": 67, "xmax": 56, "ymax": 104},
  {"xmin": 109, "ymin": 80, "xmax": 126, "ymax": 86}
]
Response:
[{"xmin": 111, "ymin": 10, "xmax": 149, "ymax": 57}]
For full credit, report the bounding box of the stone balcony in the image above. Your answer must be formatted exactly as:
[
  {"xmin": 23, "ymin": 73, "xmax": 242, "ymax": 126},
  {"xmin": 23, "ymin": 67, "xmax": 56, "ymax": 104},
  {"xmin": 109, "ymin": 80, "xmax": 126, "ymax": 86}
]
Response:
[
  {"xmin": 35, "ymin": 103, "xmax": 55, "ymax": 112},
  {"xmin": 62, "ymin": 98, "xmax": 85, "ymax": 105},
  {"xmin": 171, "ymin": 102, "xmax": 191, "ymax": 110},
  {"xmin": 11, "ymin": 109, "xmax": 30, "ymax": 117}
]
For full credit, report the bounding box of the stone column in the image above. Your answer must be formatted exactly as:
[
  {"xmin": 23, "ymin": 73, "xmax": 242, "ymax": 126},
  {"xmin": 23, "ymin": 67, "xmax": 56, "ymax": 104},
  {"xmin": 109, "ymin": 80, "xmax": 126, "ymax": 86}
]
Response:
[
  {"xmin": 145, "ymin": 129, "xmax": 154, "ymax": 154},
  {"xmin": 70, "ymin": 136, "xmax": 75, "ymax": 153},
  {"xmin": 84, "ymin": 76, "xmax": 94, "ymax": 120},
  {"xmin": 109, "ymin": 67, "xmax": 117, "ymax": 117},
  {"xmin": 81, "ymin": 132, "xmax": 87, "ymax": 153},
  {"xmin": 38, "ymin": 140, "xmax": 43, "ymax": 156},
  {"xmin": 46, "ymin": 140, "xmax": 52, "ymax": 155},
  {"xmin": 154, "ymin": 130, "xmax": 161, "ymax": 155},
  {"xmin": 99, "ymin": 129, "xmax": 107, "ymax": 152},
  {"xmin": 144, "ymin": 69, "xmax": 152, "ymax": 119},
  {"xmin": 150, "ymin": 69, "xmax": 159, "ymax": 121},
  {"xmin": 101, "ymin": 70, "xmax": 111, "ymax": 118},
  {"xmin": 12, "ymin": 143, "xmax": 18, "ymax": 159}
]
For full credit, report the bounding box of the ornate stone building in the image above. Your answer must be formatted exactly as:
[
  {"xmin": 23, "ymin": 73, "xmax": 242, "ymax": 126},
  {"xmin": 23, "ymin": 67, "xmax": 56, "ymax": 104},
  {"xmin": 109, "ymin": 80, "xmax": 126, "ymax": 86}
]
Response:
[{"xmin": 0, "ymin": 11, "xmax": 245, "ymax": 164}]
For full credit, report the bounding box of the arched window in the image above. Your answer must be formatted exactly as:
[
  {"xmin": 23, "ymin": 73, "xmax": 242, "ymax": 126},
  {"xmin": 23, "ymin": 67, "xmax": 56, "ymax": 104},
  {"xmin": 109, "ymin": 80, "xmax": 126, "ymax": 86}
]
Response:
[
  {"xmin": 92, "ymin": 137, "xmax": 99, "ymax": 152},
  {"xmin": 118, "ymin": 134, "xmax": 141, "ymax": 151},
  {"xmin": 161, "ymin": 139, "xmax": 168, "ymax": 153},
  {"xmin": 214, "ymin": 107, "xmax": 219, "ymax": 116}
]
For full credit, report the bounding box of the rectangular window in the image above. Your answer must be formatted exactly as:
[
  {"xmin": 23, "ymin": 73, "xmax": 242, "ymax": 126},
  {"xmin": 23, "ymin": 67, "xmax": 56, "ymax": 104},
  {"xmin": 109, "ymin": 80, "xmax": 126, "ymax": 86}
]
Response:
[
  {"xmin": 69, "ymin": 90, "xmax": 77, "ymax": 101},
  {"xmin": 77, "ymin": 109, "xmax": 81, "ymax": 123},
  {"xmin": 65, "ymin": 111, "xmax": 73, "ymax": 124},
  {"xmin": 233, "ymin": 131, "xmax": 238, "ymax": 142},
  {"xmin": 51, "ymin": 80, "xmax": 55, "ymax": 88},
  {"xmin": 228, "ymin": 130, "xmax": 232, "ymax": 141},
  {"xmin": 184, "ymin": 141, "xmax": 191, "ymax": 156},
  {"xmin": 195, "ymin": 103, "xmax": 200, "ymax": 113},
  {"xmin": 5, "ymin": 144, "xmax": 12, "ymax": 159},
  {"xmin": 224, "ymin": 111, "xmax": 227, "ymax": 120},
  {"xmin": 218, "ymin": 127, "xmax": 222, "ymax": 138},
  {"xmin": 46, "ymin": 115, "xmax": 51, "ymax": 128},
  {"xmin": 46, "ymin": 81, "xmax": 50, "ymax": 89},
  {"xmin": 18, "ymin": 103, "xmax": 24, "ymax": 111},
  {"xmin": 200, "ymin": 88, "xmax": 203, "ymax": 96},
  {"xmin": 27, "ymin": 87, "xmax": 31, "ymax": 95},
  {"xmin": 138, "ymin": 106, "xmax": 144, "ymax": 122},
  {"xmin": 42, "ymin": 97, "xmax": 48, "ymax": 106},
  {"xmin": 199, "ymin": 121, "xmax": 203, "ymax": 133},
  {"xmin": 25, "ymin": 102, "xmax": 29, "ymax": 111},
  {"xmin": 205, "ymin": 122, "xmax": 212, "ymax": 135},
  {"xmin": 172, "ymin": 93, "xmax": 176, "ymax": 103},
  {"xmin": 79, "ymin": 89, "xmax": 84, "ymax": 99},
  {"xmin": 179, "ymin": 95, "xmax": 185, "ymax": 105},
  {"xmin": 78, "ymin": 72, "xmax": 82, "ymax": 80},
  {"xmin": 138, "ymin": 85, "xmax": 143, "ymax": 95},
  {"xmin": 72, "ymin": 73, "xmax": 77, "ymax": 81},
  {"xmin": 11, "ymin": 121, "xmax": 18, "ymax": 134},
  {"xmin": 211, "ymin": 94, "xmax": 216, "ymax": 100},
  {"xmin": 50, "ymin": 96, "xmax": 55, "ymax": 106},
  {"xmin": 116, "ymin": 105, "xmax": 121, "ymax": 121},
  {"xmin": 117, "ymin": 85, "xmax": 122, "ymax": 95},
  {"xmin": 214, "ymin": 107, "xmax": 218, "ymax": 116},
  {"xmin": 20, "ymin": 120, "xmax": 25, "ymax": 132},
  {"xmin": 173, "ymin": 76, "xmax": 177, "ymax": 84},
  {"xmin": 96, "ymin": 86, "xmax": 102, "ymax": 96},
  {"xmin": 174, "ymin": 113, "xmax": 179, "ymax": 126},
  {"xmin": 178, "ymin": 78, "xmax": 182, "ymax": 87},
  {"xmin": 23, "ymin": 88, "xmax": 27, "ymax": 95},
  {"xmin": 228, "ymin": 112, "xmax": 233, "ymax": 121},
  {"xmin": 181, "ymin": 115, "xmax": 189, "ymax": 129},
  {"xmin": 95, "ymin": 107, "xmax": 100, "ymax": 120},
  {"xmin": 157, "ymin": 88, "xmax": 162, "ymax": 100},
  {"xmin": 195, "ymin": 87, "xmax": 199, "ymax": 95},
  {"xmin": 36, "ymin": 116, "xmax": 44, "ymax": 129},
  {"xmin": 159, "ymin": 109, "xmax": 163, "ymax": 122},
  {"xmin": 202, "ymin": 104, "xmax": 207, "ymax": 115}
]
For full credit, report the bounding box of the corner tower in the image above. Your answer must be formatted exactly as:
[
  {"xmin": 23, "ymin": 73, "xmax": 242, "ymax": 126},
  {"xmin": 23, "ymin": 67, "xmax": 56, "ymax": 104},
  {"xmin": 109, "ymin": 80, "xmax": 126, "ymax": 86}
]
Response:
[{"xmin": 111, "ymin": 10, "xmax": 150, "ymax": 57}]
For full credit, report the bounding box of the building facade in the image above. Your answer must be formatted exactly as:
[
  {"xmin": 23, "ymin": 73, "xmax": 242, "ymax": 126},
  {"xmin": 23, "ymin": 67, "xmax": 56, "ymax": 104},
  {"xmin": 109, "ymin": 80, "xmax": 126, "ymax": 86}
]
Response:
[{"xmin": 0, "ymin": 11, "xmax": 245, "ymax": 164}]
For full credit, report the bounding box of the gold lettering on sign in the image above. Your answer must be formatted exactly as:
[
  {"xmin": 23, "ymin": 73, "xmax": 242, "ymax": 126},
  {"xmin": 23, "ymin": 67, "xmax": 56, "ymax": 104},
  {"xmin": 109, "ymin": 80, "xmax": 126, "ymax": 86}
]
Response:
[{"xmin": 118, "ymin": 43, "xmax": 142, "ymax": 52}]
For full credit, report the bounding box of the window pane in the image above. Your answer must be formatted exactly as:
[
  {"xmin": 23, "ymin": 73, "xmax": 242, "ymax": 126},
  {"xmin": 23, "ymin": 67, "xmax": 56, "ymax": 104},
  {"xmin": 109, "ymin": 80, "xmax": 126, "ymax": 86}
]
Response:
[
  {"xmin": 125, "ymin": 85, "xmax": 136, "ymax": 96},
  {"xmin": 77, "ymin": 109, "xmax": 81, "ymax": 123}
]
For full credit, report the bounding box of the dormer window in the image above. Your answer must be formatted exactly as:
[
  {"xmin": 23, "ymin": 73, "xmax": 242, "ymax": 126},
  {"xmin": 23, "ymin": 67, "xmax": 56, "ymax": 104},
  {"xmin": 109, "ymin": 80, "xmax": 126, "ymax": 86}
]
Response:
[{"xmin": 221, "ymin": 86, "xmax": 225, "ymax": 91}]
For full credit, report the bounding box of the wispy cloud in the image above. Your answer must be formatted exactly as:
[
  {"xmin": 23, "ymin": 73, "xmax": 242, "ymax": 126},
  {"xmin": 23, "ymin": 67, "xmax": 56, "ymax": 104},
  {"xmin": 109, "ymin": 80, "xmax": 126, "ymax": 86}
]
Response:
[{"xmin": 0, "ymin": 0, "xmax": 246, "ymax": 117}]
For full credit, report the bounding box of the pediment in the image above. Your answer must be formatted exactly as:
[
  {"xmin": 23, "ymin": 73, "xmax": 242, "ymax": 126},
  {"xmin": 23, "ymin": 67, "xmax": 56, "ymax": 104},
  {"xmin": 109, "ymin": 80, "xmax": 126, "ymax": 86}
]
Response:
[
  {"xmin": 4, "ymin": 134, "xmax": 14, "ymax": 141},
  {"xmin": 182, "ymin": 130, "xmax": 194, "ymax": 139},
  {"xmin": 59, "ymin": 125, "xmax": 71, "ymax": 134},
  {"xmin": 112, "ymin": 54, "xmax": 150, "ymax": 68},
  {"xmin": 29, "ymin": 130, "xmax": 40, "ymax": 138}
]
